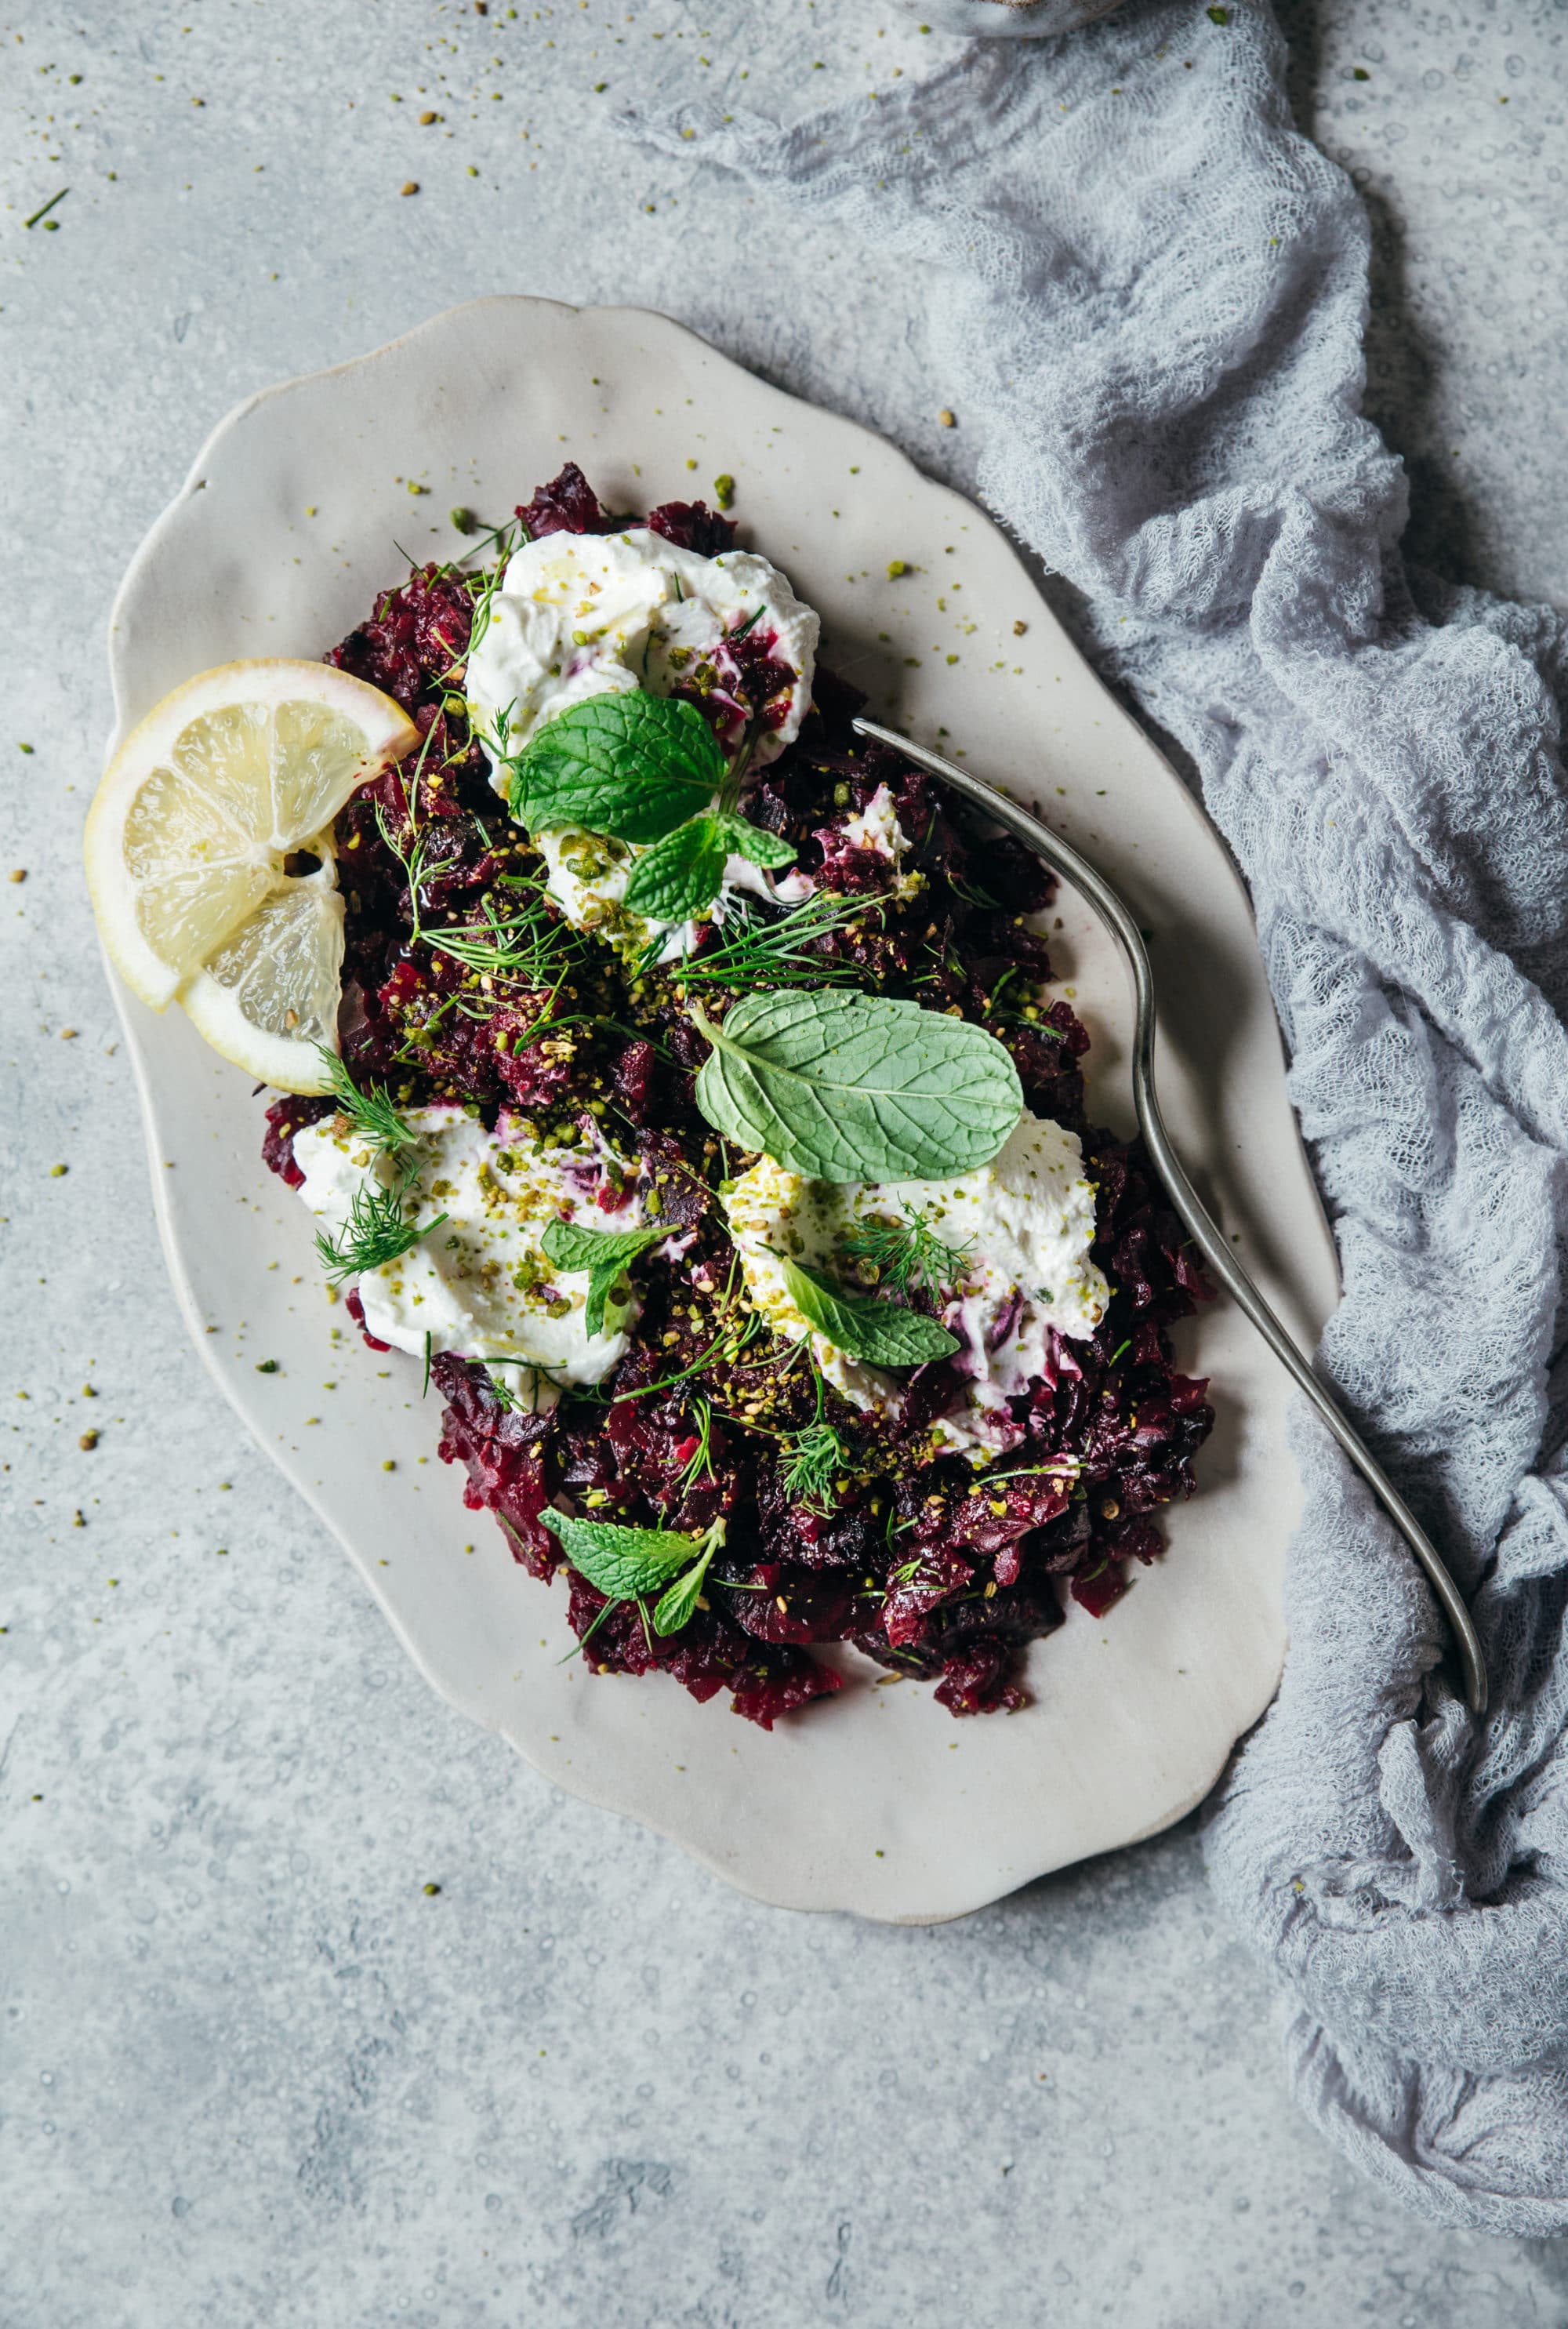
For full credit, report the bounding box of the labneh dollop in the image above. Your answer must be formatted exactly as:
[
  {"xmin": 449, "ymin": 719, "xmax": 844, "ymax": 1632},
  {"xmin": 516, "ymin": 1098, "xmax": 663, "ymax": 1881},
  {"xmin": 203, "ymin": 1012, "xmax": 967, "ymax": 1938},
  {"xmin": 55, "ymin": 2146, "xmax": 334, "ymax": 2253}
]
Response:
[
  {"xmin": 292, "ymin": 1107, "xmax": 649, "ymax": 1405},
  {"xmin": 465, "ymin": 526, "xmax": 818, "ymax": 776},
  {"xmin": 463, "ymin": 526, "xmax": 819, "ymax": 959},
  {"xmin": 721, "ymin": 1110, "xmax": 1109, "ymax": 1459}
]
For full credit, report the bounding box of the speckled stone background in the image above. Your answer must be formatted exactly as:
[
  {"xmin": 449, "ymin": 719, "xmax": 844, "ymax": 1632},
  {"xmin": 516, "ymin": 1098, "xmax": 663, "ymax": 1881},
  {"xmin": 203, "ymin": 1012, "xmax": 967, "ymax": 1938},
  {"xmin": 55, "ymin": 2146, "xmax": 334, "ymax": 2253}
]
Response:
[{"xmin": 4, "ymin": 1, "xmax": 1566, "ymax": 2322}]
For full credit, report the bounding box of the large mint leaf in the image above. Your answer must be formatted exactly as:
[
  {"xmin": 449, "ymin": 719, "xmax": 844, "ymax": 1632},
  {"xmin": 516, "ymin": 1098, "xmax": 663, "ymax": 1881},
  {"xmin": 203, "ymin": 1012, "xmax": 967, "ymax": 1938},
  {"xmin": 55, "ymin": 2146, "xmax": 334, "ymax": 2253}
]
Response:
[
  {"xmin": 539, "ymin": 1508, "xmax": 705, "ymax": 1599},
  {"xmin": 507, "ymin": 692, "xmax": 724, "ymax": 842},
  {"xmin": 690, "ymin": 991, "xmax": 1022, "ymax": 1182},
  {"xmin": 779, "ymin": 1255, "xmax": 959, "ymax": 1367},
  {"xmin": 540, "ymin": 1218, "xmax": 666, "ymax": 1336},
  {"xmin": 622, "ymin": 813, "xmax": 729, "ymax": 922}
]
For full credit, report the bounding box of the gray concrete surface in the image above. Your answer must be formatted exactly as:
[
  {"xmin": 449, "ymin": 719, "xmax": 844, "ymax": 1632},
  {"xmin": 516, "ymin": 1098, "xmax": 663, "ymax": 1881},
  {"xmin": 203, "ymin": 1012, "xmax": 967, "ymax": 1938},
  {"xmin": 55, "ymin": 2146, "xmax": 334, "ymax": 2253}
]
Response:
[{"xmin": 3, "ymin": 2, "xmax": 1566, "ymax": 2324}]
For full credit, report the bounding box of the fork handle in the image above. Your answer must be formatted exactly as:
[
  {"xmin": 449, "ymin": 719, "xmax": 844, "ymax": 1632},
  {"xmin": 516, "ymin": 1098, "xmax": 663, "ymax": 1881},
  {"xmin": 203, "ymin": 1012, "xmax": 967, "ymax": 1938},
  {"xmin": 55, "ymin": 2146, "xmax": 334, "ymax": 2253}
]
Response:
[{"xmin": 853, "ymin": 718, "xmax": 1487, "ymax": 1717}]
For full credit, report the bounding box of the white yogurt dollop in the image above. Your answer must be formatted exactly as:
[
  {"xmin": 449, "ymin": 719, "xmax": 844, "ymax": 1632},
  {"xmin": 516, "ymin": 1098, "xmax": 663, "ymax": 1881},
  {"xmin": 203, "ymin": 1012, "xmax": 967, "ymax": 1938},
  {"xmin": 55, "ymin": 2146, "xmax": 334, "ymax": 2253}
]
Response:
[
  {"xmin": 464, "ymin": 526, "xmax": 819, "ymax": 961},
  {"xmin": 466, "ymin": 526, "xmax": 818, "ymax": 780},
  {"xmin": 531, "ymin": 819, "xmax": 778, "ymax": 968},
  {"xmin": 720, "ymin": 1110, "xmax": 1109, "ymax": 1460},
  {"xmin": 841, "ymin": 783, "xmax": 907, "ymax": 861},
  {"xmin": 839, "ymin": 781, "xmax": 920, "ymax": 901},
  {"xmin": 294, "ymin": 1106, "xmax": 649, "ymax": 1410}
]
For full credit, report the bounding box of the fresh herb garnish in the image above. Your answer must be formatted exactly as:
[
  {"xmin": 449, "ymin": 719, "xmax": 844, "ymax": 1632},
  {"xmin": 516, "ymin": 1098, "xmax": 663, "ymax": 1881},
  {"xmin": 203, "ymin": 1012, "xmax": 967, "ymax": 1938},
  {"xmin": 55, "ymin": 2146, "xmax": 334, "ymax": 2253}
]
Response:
[
  {"xmin": 482, "ymin": 1363, "xmax": 570, "ymax": 1419},
  {"xmin": 507, "ymin": 692, "xmax": 725, "ymax": 843},
  {"xmin": 690, "ymin": 990, "xmax": 1022, "ymax": 1183},
  {"xmin": 308, "ymin": 1058, "xmax": 446, "ymax": 1285},
  {"xmin": 317, "ymin": 1046, "xmax": 421, "ymax": 1156},
  {"xmin": 649, "ymin": 1534, "xmax": 723, "ymax": 1636},
  {"xmin": 423, "ymin": 881, "xmax": 586, "ymax": 986},
  {"xmin": 539, "ymin": 1218, "xmax": 668, "ymax": 1338},
  {"xmin": 314, "ymin": 1172, "xmax": 447, "ymax": 1286},
  {"xmin": 459, "ymin": 522, "xmax": 524, "ymax": 669},
  {"xmin": 666, "ymin": 892, "xmax": 873, "ymax": 992},
  {"xmin": 677, "ymin": 1394, "xmax": 717, "ymax": 1492},
  {"xmin": 622, "ymin": 808, "xmax": 795, "ymax": 923},
  {"xmin": 508, "ymin": 695, "xmax": 793, "ymax": 923},
  {"xmin": 539, "ymin": 1508, "xmax": 724, "ymax": 1637},
  {"xmin": 775, "ymin": 1255, "xmax": 959, "ymax": 1368},
  {"xmin": 779, "ymin": 1417, "xmax": 848, "ymax": 1513},
  {"xmin": 720, "ymin": 815, "xmax": 797, "ymax": 871},
  {"xmin": 841, "ymin": 1202, "xmax": 975, "ymax": 1299},
  {"xmin": 622, "ymin": 812, "xmax": 731, "ymax": 923}
]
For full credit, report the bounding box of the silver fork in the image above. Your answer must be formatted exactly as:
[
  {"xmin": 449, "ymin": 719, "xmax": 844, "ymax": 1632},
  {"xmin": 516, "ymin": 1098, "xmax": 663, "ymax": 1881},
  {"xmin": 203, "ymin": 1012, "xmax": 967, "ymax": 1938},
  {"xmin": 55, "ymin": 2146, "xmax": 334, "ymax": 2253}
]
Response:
[{"xmin": 854, "ymin": 715, "xmax": 1488, "ymax": 1717}]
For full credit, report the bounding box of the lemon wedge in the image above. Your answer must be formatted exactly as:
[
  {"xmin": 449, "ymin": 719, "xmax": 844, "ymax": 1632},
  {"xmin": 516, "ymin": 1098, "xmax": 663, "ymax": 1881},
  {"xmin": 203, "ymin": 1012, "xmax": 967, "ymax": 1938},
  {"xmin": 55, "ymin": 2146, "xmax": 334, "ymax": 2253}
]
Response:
[{"xmin": 85, "ymin": 659, "xmax": 419, "ymax": 1093}]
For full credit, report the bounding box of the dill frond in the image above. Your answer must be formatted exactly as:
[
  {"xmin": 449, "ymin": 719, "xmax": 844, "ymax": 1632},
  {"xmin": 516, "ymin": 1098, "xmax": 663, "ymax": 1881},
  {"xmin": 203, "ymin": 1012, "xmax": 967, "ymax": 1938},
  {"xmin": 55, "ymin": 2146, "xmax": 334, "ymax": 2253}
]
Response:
[
  {"xmin": 779, "ymin": 1419, "xmax": 849, "ymax": 1515},
  {"xmin": 423, "ymin": 882, "xmax": 586, "ymax": 986},
  {"xmin": 840, "ymin": 1202, "xmax": 975, "ymax": 1299},
  {"xmin": 314, "ymin": 1175, "xmax": 448, "ymax": 1286},
  {"xmin": 318, "ymin": 1048, "xmax": 420, "ymax": 1156}
]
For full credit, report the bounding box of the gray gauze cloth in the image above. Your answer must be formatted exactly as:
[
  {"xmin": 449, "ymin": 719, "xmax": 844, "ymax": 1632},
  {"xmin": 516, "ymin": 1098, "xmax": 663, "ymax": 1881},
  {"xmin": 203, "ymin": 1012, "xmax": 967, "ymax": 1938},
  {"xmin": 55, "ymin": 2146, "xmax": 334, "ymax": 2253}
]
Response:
[{"xmin": 632, "ymin": 0, "xmax": 1568, "ymax": 2236}]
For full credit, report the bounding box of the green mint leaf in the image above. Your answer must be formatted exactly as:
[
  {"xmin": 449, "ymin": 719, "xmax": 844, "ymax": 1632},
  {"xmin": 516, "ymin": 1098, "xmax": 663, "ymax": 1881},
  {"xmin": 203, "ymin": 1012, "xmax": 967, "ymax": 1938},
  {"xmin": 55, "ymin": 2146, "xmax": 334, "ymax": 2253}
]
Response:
[
  {"xmin": 507, "ymin": 692, "xmax": 724, "ymax": 843},
  {"xmin": 690, "ymin": 990, "xmax": 1022, "ymax": 1182},
  {"xmin": 539, "ymin": 1219, "xmax": 667, "ymax": 1274},
  {"xmin": 539, "ymin": 1507, "xmax": 706, "ymax": 1599},
  {"xmin": 541, "ymin": 1218, "xmax": 667, "ymax": 1337},
  {"xmin": 777, "ymin": 1255, "xmax": 959, "ymax": 1367},
  {"xmin": 652, "ymin": 1531, "xmax": 720, "ymax": 1636},
  {"xmin": 718, "ymin": 812, "xmax": 797, "ymax": 871},
  {"xmin": 622, "ymin": 813, "xmax": 729, "ymax": 922}
]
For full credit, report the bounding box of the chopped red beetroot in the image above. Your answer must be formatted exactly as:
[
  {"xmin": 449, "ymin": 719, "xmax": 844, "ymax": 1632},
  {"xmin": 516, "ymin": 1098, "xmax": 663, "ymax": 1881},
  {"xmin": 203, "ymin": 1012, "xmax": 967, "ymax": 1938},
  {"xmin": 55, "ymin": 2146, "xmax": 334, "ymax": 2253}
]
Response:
[
  {"xmin": 262, "ymin": 1094, "xmax": 331, "ymax": 1190},
  {"xmin": 343, "ymin": 1288, "xmax": 392, "ymax": 1354},
  {"xmin": 327, "ymin": 567, "xmax": 474, "ymax": 714},
  {"xmin": 882, "ymin": 1546, "xmax": 975, "ymax": 1648},
  {"xmin": 259, "ymin": 465, "xmax": 1215, "ymax": 1730},
  {"xmin": 433, "ymin": 1354, "xmax": 555, "ymax": 1570},
  {"xmin": 1071, "ymin": 1562, "xmax": 1131, "ymax": 1619},
  {"xmin": 724, "ymin": 1563, "xmax": 859, "ymax": 1646},
  {"xmin": 514, "ymin": 461, "xmax": 621, "ymax": 539},
  {"xmin": 612, "ymin": 1038, "xmax": 659, "ymax": 1125},
  {"xmin": 678, "ymin": 623, "xmax": 801, "ymax": 757},
  {"xmin": 645, "ymin": 499, "xmax": 738, "ymax": 556}
]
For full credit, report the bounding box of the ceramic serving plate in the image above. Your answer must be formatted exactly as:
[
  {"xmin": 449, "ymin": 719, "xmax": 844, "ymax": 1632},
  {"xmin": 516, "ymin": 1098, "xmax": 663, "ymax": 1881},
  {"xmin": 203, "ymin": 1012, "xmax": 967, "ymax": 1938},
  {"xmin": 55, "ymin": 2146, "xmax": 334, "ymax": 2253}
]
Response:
[{"xmin": 104, "ymin": 296, "xmax": 1338, "ymax": 1922}]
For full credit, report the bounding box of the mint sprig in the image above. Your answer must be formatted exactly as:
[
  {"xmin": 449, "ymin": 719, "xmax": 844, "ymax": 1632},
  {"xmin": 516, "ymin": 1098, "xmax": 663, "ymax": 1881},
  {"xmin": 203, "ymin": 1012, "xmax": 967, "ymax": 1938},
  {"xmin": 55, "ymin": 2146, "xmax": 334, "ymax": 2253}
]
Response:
[
  {"xmin": 539, "ymin": 1508, "xmax": 724, "ymax": 1637},
  {"xmin": 777, "ymin": 1254, "xmax": 959, "ymax": 1368},
  {"xmin": 622, "ymin": 809, "xmax": 797, "ymax": 922},
  {"xmin": 691, "ymin": 990, "xmax": 1022, "ymax": 1183},
  {"xmin": 622, "ymin": 812, "xmax": 731, "ymax": 922},
  {"xmin": 509, "ymin": 692, "xmax": 724, "ymax": 841},
  {"xmin": 507, "ymin": 694, "xmax": 795, "ymax": 925},
  {"xmin": 540, "ymin": 1218, "xmax": 667, "ymax": 1338}
]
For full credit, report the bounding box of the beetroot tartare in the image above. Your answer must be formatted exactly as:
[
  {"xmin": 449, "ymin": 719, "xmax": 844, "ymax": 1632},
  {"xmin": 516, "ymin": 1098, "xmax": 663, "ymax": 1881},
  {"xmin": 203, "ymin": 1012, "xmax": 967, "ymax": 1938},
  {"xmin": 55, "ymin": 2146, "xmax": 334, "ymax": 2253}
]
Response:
[{"xmin": 264, "ymin": 466, "xmax": 1214, "ymax": 1728}]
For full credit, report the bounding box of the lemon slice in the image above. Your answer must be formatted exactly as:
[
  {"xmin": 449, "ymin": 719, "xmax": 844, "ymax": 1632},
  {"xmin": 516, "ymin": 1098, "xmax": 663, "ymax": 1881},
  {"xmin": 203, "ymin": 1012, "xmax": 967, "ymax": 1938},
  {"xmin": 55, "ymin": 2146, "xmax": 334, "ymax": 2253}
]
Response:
[{"xmin": 85, "ymin": 659, "xmax": 419, "ymax": 1092}]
